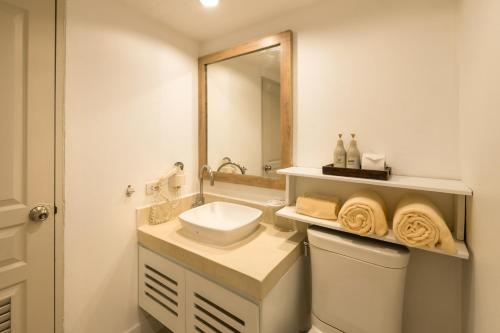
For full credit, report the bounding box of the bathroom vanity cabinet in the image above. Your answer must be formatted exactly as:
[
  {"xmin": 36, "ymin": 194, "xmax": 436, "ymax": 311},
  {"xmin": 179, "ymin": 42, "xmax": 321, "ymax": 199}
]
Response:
[{"xmin": 139, "ymin": 246, "xmax": 307, "ymax": 333}]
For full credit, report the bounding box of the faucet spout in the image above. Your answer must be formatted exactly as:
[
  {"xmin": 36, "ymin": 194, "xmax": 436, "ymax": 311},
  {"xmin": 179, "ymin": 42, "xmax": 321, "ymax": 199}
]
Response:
[
  {"xmin": 193, "ymin": 164, "xmax": 215, "ymax": 207},
  {"xmin": 198, "ymin": 165, "xmax": 210, "ymax": 179}
]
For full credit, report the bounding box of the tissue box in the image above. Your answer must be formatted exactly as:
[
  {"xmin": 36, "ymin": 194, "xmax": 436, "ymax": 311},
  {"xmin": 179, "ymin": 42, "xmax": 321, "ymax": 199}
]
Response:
[{"xmin": 362, "ymin": 153, "xmax": 386, "ymax": 171}]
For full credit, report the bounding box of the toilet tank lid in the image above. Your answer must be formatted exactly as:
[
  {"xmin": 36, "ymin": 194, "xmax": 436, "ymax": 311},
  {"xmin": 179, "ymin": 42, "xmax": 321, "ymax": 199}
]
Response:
[{"xmin": 307, "ymin": 226, "xmax": 410, "ymax": 268}]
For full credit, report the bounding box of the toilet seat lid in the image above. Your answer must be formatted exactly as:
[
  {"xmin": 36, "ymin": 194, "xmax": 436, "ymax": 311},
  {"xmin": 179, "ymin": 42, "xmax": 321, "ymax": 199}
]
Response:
[{"xmin": 308, "ymin": 226, "xmax": 409, "ymax": 268}]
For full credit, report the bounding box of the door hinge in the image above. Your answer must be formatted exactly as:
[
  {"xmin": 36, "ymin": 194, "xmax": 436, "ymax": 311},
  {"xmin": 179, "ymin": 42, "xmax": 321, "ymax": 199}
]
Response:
[{"xmin": 54, "ymin": 205, "xmax": 58, "ymax": 215}]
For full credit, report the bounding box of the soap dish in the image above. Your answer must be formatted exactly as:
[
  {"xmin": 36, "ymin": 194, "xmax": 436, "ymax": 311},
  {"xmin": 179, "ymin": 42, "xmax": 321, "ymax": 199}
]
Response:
[{"xmin": 322, "ymin": 164, "xmax": 392, "ymax": 181}]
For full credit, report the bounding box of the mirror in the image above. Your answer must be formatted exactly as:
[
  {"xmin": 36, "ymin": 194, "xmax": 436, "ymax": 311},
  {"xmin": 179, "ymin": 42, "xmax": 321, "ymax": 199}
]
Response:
[
  {"xmin": 198, "ymin": 31, "xmax": 293, "ymax": 189},
  {"xmin": 207, "ymin": 46, "xmax": 281, "ymax": 178}
]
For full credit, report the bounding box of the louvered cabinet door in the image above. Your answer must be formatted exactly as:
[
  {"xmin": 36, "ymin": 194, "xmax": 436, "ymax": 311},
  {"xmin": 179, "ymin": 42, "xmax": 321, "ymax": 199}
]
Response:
[
  {"xmin": 186, "ymin": 271, "xmax": 259, "ymax": 333},
  {"xmin": 139, "ymin": 247, "xmax": 186, "ymax": 333}
]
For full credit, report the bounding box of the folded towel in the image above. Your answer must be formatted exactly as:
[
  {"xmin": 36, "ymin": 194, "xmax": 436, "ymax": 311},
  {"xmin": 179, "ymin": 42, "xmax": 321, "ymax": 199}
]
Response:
[
  {"xmin": 296, "ymin": 193, "xmax": 340, "ymax": 220},
  {"xmin": 338, "ymin": 190, "xmax": 388, "ymax": 236},
  {"xmin": 393, "ymin": 194, "xmax": 456, "ymax": 254}
]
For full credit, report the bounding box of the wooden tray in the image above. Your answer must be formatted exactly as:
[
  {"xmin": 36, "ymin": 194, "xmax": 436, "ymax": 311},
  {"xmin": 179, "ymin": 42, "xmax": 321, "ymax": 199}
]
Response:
[{"xmin": 322, "ymin": 164, "xmax": 391, "ymax": 180}]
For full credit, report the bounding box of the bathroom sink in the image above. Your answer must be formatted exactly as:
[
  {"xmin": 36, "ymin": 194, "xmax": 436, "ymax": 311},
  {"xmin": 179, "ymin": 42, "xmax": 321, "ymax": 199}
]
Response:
[{"xmin": 179, "ymin": 201, "xmax": 262, "ymax": 246}]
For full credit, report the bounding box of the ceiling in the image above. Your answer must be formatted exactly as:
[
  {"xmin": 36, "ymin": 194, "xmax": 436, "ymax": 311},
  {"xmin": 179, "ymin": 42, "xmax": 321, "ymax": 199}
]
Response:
[{"xmin": 121, "ymin": 0, "xmax": 322, "ymax": 42}]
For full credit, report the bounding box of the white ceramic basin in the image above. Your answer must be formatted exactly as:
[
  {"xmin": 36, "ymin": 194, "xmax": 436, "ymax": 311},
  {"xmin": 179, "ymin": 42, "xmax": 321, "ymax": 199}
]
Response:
[{"xmin": 179, "ymin": 201, "xmax": 262, "ymax": 246}]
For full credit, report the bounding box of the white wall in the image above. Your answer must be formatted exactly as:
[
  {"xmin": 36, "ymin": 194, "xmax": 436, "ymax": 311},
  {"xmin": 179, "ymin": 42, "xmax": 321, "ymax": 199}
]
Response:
[
  {"xmin": 201, "ymin": 0, "xmax": 460, "ymax": 179},
  {"xmin": 64, "ymin": 0, "xmax": 198, "ymax": 332},
  {"xmin": 207, "ymin": 60, "xmax": 263, "ymax": 175},
  {"xmin": 459, "ymin": 0, "xmax": 500, "ymax": 332},
  {"xmin": 207, "ymin": 53, "xmax": 281, "ymax": 176},
  {"xmin": 201, "ymin": 1, "xmax": 464, "ymax": 332}
]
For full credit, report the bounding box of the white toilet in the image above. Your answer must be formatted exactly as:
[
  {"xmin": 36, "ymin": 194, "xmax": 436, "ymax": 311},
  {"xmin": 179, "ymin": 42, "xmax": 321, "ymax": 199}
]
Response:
[{"xmin": 307, "ymin": 226, "xmax": 410, "ymax": 333}]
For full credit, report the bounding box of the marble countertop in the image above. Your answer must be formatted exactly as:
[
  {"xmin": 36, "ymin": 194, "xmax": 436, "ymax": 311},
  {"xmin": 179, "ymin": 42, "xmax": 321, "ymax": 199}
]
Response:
[{"xmin": 137, "ymin": 200, "xmax": 304, "ymax": 301}]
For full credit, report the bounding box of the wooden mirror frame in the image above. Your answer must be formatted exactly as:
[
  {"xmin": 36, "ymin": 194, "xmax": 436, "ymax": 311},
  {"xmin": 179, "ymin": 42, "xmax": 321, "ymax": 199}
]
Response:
[{"xmin": 198, "ymin": 31, "xmax": 293, "ymax": 189}]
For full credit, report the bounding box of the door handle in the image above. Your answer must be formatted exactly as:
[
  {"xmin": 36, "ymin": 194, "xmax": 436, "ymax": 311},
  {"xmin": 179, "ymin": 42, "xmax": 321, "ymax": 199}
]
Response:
[{"xmin": 29, "ymin": 205, "xmax": 50, "ymax": 222}]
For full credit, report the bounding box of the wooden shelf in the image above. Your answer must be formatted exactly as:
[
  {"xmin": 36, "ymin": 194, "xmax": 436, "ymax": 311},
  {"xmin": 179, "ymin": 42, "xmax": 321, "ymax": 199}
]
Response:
[
  {"xmin": 277, "ymin": 206, "xmax": 470, "ymax": 260},
  {"xmin": 278, "ymin": 167, "xmax": 472, "ymax": 196}
]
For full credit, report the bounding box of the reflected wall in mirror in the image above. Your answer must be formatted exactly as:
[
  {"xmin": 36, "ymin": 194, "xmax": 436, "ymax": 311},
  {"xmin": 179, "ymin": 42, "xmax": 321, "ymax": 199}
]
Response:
[
  {"xmin": 199, "ymin": 31, "xmax": 292, "ymax": 189},
  {"xmin": 207, "ymin": 46, "xmax": 281, "ymax": 178}
]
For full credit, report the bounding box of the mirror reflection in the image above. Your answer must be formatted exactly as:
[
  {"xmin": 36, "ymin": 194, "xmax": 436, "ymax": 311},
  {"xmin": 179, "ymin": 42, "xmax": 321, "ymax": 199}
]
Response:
[{"xmin": 207, "ymin": 45, "xmax": 281, "ymax": 178}]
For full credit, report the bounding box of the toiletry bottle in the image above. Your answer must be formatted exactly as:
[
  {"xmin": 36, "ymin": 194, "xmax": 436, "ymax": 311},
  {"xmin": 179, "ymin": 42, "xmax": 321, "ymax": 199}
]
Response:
[
  {"xmin": 346, "ymin": 133, "xmax": 361, "ymax": 169},
  {"xmin": 333, "ymin": 134, "xmax": 346, "ymax": 168}
]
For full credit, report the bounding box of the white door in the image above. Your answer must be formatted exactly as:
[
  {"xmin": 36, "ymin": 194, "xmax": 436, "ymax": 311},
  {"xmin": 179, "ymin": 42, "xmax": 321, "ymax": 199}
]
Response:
[
  {"xmin": 0, "ymin": 0, "xmax": 55, "ymax": 332},
  {"xmin": 261, "ymin": 77, "xmax": 281, "ymax": 176}
]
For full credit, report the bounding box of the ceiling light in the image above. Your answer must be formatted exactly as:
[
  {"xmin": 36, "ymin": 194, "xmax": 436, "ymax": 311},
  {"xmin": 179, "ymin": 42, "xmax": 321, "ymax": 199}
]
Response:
[{"xmin": 200, "ymin": 0, "xmax": 219, "ymax": 8}]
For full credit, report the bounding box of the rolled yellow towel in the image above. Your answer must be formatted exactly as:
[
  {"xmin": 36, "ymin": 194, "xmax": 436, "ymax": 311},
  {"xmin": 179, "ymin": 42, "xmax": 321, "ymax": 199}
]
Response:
[
  {"xmin": 296, "ymin": 193, "xmax": 340, "ymax": 220},
  {"xmin": 393, "ymin": 194, "xmax": 456, "ymax": 254},
  {"xmin": 338, "ymin": 190, "xmax": 388, "ymax": 236}
]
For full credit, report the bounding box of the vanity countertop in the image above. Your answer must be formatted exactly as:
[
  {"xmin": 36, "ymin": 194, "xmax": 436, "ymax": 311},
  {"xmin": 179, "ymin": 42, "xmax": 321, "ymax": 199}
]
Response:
[{"xmin": 137, "ymin": 218, "xmax": 304, "ymax": 301}]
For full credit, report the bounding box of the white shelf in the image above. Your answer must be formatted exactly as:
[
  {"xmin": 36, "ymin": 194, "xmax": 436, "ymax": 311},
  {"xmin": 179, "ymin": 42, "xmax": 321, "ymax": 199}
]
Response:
[
  {"xmin": 277, "ymin": 206, "xmax": 469, "ymax": 260},
  {"xmin": 278, "ymin": 167, "xmax": 472, "ymax": 196}
]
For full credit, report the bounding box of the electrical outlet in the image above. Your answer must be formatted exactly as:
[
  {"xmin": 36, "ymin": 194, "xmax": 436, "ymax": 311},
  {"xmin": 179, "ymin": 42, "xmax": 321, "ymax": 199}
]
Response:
[{"xmin": 145, "ymin": 182, "xmax": 158, "ymax": 195}]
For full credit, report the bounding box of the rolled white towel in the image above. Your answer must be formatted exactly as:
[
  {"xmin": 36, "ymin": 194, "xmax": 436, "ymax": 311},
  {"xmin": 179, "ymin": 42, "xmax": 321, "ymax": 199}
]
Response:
[
  {"xmin": 393, "ymin": 194, "xmax": 456, "ymax": 254},
  {"xmin": 338, "ymin": 190, "xmax": 388, "ymax": 236}
]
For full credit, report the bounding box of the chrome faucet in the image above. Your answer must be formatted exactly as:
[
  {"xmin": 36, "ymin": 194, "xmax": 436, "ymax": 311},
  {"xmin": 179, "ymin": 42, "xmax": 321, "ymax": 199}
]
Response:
[
  {"xmin": 217, "ymin": 160, "xmax": 247, "ymax": 174},
  {"xmin": 193, "ymin": 164, "xmax": 215, "ymax": 207}
]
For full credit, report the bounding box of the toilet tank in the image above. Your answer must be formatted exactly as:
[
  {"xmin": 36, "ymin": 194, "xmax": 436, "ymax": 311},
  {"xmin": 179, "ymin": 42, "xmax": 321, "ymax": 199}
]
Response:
[{"xmin": 308, "ymin": 226, "xmax": 410, "ymax": 333}]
